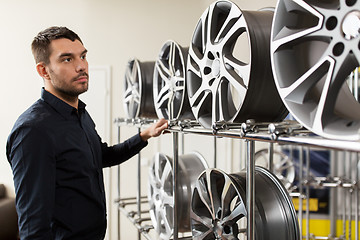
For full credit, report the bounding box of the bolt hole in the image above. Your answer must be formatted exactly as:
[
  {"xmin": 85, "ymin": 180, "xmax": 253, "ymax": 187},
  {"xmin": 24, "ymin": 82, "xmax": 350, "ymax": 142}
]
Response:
[
  {"xmin": 333, "ymin": 42, "xmax": 344, "ymax": 56},
  {"xmin": 346, "ymin": 0, "xmax": 356, "ymax": 6},
  {"xmin": 346, "ymin": 121, "xmax": 354, "ymax": 127},
  {"xmin": 208, "ymin": 52, "xmax": 215, "ymax": 60},
  {"xmin": 326, "ymin": 16, "xmax": 337, "ymax": 30},
  {"xmin": 204, "ymin": 67, "xmax": 211, "ymax": 75},
  {"xmin": 223, "ymin": 225, "xmax": 231, "ymax": 234}
]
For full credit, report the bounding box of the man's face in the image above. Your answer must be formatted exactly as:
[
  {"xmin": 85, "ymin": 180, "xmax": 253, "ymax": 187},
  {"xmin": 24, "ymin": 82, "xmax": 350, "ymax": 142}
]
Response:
[{"xmin": 45, "ymin": 38, "xmax": 89, "ymax": 98}]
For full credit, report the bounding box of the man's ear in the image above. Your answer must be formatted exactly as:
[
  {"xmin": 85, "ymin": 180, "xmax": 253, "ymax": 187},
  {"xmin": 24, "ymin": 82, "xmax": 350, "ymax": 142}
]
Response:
[{"xmin": 36, "ymin": 62, "xmax": 50, "ymax": 80}]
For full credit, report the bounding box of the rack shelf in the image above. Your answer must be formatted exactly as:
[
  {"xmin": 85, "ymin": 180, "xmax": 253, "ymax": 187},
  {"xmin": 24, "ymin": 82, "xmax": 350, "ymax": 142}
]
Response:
[{"xmin": 114, "ymin": 117, "xmax": 360, "ymax": 240}]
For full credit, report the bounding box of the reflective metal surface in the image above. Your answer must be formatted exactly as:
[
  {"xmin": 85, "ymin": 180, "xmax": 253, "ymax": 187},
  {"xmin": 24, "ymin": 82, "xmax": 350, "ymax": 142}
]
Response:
[
  {"xmin": 191, "ymin": 167, "xmax": 300, "ymax": 240},
  {"xmin": 153, "ymin": 40, "xmax": 194, "ymax": 120},
  {"xmin": 187, "ymin": 0, "xmax": 287, "ymax": 128},
  {"xmin": 271, "ymin": 0, "xmax": 360, "ymax": 140},
  {"xmin": 148, "ymin": 152, "xmax": 208, "ymax": 239},
  {"xmin": 123, "ymin": 59, "xmax": 157, "ymax": 118},
  {"xmin": 255, "ymin": 148, "xmax": 295, "ymax": 190}
]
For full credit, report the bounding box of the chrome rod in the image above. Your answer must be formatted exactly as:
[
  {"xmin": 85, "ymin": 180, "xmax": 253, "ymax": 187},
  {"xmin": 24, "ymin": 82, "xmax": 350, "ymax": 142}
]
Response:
[
  {"xmin": 118, "ymin": 205, "xmax": 153, "ymax": 240},
  {"xmin": 268, "ymin": 142, "xmax": 274, "ymax": 172},
  {"xmin": 355, "ymin": 68, "xmax": 359, "ymax": 102},
  {"xmin": 117, "ymin": 119, "xmax": 360, "ymax": 153},
  {"xmin": 165, "ymin": 125, "xmax": 360, "ymax": 153},
  {"xmin": 342, "ymin": 152, "xmax": 346, "ymax": 239},
  {"xmin": 299, "ymin": 147, "xmax": 304, "ymax": 237},
  {"xmin": 181, "ymin": 133, "xmax": 184, "ymax": 155},
  {"xmin": 137, "ymin": 127, "xmax": 141, "ymax": 240},
  {"xmin": 330, "ymin": 150, "xmax": 338, "ymax": 238},
  {"xmin": 305, "ymin": 148, "xmax": 310, "ymax": 240},
  {"xmin": 117, "ymin": 125, "xmax": 121, "ymax": 240},
  {"xmin": 246, "ymin": 140, "xmax": 255, "ymax": 240},
  {"xmin": 214, "ymin": 136, "xmax": 217, "ymax": 168},
  {"xmin": 172, "ymin": 131, "xmax": 179, "ymax": 240},
  {"xmin": 355, "ymin": 153, "xmax": 359, "ymax": 240}
]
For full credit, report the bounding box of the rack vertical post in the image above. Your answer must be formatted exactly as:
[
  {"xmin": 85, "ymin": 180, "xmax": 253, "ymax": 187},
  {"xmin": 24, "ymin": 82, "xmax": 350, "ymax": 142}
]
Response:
[
  {"xmin": 172, "ymin": 131, "xmax": 179, "ymax": 240},
  {"xmin": 246, "ymin": 140, "xmax": 255, "ymax": 240}
]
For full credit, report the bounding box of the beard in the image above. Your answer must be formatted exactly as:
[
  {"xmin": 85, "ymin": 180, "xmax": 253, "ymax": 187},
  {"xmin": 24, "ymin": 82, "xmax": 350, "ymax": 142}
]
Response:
[{"xmin": 50, "ymin": 71, "xmax": 89, "ymax": 97}]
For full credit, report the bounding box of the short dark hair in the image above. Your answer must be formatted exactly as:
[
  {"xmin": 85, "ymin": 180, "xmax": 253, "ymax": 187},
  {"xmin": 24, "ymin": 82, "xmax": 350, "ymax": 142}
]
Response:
[{"xmin": 31, "ymin": 26, "xmax": 83, "ymax": 64}]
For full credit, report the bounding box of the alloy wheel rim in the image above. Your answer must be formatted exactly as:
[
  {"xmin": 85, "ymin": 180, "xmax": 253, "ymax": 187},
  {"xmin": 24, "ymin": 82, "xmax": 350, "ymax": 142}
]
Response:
[
  {"xmin": 191, "ymin": 167, "xmax": 300, "ymax": 240},
  {"xmin": 187, "ymin": 0, "xmax": 287, "ymax": 128},
  {"xmin": 148, "ymin": 152, "xmax": 208, "ymax": 239},
  {"xmin": 123, "ymin": 59, "xmax": 157, "ymax": 118},
  {"xmin": 271, "ymin": 0, "xmax": 360, "ymax": 140},
  {"xmin": 153, "ymin": 40, "xmax": 194, "ymax": 120}
]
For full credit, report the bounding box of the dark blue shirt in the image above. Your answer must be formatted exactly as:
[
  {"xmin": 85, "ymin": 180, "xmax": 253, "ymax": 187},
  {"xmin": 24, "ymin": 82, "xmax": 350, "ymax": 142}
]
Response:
[{"xmin": 6, "ymin": 88, "xmax": 147, "ymax": 240}]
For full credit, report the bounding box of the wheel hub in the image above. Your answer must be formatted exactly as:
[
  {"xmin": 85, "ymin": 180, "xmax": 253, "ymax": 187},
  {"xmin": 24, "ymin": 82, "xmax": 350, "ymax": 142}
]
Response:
[
  {"xmin": 168, "ymin": 76, "xmax": 177, "ymax": 92},
  {"xmin": 212, "ymin": 58, "xmax": 221, "ymax": 77},
  {"xmin": 212, "ymin": 219, "xmax": 222, "ymax": 238},
  {"xmin": 342, "ymin": 10, "xmax": 360, "ymax": 40}
]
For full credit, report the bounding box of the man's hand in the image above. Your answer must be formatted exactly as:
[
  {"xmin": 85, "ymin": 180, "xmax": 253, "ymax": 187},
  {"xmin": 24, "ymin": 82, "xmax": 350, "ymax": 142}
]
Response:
[{"xmin": 140, "ymin": 118, "xmax": 168, "ymax": 141}]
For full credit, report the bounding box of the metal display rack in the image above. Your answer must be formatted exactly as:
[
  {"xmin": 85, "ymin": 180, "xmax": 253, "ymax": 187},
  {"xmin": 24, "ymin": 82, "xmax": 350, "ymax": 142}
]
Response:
[{"xmin": 114, "ymin": 117, "xmax": 360, "ymax": 240}]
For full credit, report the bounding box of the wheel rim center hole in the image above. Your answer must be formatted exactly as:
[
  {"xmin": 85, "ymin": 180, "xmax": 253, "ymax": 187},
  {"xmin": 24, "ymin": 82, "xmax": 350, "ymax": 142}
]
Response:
[{"xmin": 342, "ymin": 11, "xmax": 360, "ymax": 40}]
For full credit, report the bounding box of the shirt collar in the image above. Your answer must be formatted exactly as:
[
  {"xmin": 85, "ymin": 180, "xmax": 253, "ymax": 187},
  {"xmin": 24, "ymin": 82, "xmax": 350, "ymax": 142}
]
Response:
[{"xmin": 40, "ymin": 88, "xmax": 87, "ymax": 119}]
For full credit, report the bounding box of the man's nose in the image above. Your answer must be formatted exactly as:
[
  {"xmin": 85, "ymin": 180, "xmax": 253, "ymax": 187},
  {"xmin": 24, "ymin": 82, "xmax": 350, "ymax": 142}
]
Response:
[{"xmin": 76, "ymin": 59, "xmax": 87, "ymax": 72}]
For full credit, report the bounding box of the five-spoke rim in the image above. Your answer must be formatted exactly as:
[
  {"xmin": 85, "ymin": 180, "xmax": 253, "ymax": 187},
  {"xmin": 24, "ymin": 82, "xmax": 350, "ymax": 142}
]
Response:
[{"xmin": 271, "ymin": 0, "xmax": 360, "ymax": 140}]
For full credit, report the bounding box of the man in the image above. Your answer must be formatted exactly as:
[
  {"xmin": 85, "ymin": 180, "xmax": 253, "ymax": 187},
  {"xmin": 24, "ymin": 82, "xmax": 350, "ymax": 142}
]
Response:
[{"xmin": 6, "ymin": 26, "xmax": 168, "ymax": 239}]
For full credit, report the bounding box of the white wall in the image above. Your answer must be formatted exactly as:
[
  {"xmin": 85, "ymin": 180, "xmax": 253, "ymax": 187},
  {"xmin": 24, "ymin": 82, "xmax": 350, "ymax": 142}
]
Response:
[{"xmin": 0, "ymin": 0, "xmax": 277, "ymax": 239}]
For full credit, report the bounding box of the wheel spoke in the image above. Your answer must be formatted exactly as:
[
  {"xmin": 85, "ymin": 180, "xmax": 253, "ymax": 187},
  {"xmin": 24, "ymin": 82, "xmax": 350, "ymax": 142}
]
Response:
[
  {"xmin": 223, "ymin": 54, "xmax": 250, "ymax": 88},
  {"xmin": 162, "ymin": 193, "xmax": 174, "ymax": 207},
  {"xmin": 160, "ymin": 160, "xmax": 172, "ymax": 186},
  {"xmin": 272, "ymin": 0, "xmax": 323, "ymax": 51},
  {"xmin": 190, "ymin": 89, "xmax": 211, "ymax": 119},
  {"xmin": 192, "ymin": 228, "xmax": 214, "ymax": 240},
  {"xmin": 156, "ymin": 59, "xmax": 171, "ymax": 81},
  {"xmin": 214, "ymin": 4, "xmax": 242, "ymax": 43},
  {"xmin": 312, "ymin": 57, "xmax": 338, "ymax": 131},
  {"xmin": 194, "ymin": 175, "xmax": 214, "ymax": 217},
  {"xmin": 187, "ymin": 46, "xmax": 203, "ymax": 79},
  {"xmin": 279, "ymin": 56, "xmax": 333, "ymax": 104},
  {"xmin": 155, "ymin": 85, "xmax": 171, "ymax": 107},
  {"xmin": 223, "ymin": 198, "xmax": 246, "ymax": 223},
  {"xmin": 169, "ymin": 41, "xmax": 176, "ymax": 75},
  {"xmin": 222, "ymin": 66, "xmax": 248, "ymax": 98},
  {"xmin": 191, "ymin": 212, "xmax": 212, "ymax": 228},
  {"xmin": 161, "ymin": 210, "xmax": 173, "ymax": 236},
  {"xmin": 205, "ymin": 4, "xmax": 214, "ymax": 47}
]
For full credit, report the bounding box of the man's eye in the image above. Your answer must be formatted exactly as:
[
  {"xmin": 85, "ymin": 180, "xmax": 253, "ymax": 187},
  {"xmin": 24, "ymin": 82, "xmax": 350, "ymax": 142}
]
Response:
[
  {"xmin": 81, "ymin": 55, "xmax": 86, "ymax": 60},
  {"xmin": 63, "ymin": 58, "xmax": 71, "ymax": 62}
]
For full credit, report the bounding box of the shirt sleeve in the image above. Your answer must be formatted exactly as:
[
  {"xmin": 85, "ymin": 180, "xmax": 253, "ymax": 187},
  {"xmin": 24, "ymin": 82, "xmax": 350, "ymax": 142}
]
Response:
[
  {"xmin": 6, "ymin": 125, "xmax": 55, "ymax": 240},
  {"xmin": 101, "ymin": 133, "xmax": 148, "ymax": 168}
]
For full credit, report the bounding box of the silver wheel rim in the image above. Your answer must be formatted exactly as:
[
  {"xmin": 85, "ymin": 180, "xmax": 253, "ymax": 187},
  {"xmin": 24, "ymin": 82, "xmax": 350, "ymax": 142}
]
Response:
[
  {"xmin": 271, "ymin": 0, "xmax": 360, "ymax": 140},
  {"xmin": 153, "ymin": 40, "xmax": 194, "ymax": 120},
  {"xmin": 148, "ymin": 152, "xmax": 208, "ymax": 239},
  {"xmin": 191, "ymin": 168, "xmax": 247, "ymax": 239},
  {"xmin": 255, "ymin": 148, "xmax": 295, "ymax": 190},
  {"xmin": 187, "ymin": 0, "xmax": 287, "ymax": 128},
  {"xmin": 191, "ymin": 167, "xmax": 300, "ymax": 240},
  {"xmin": 123, "ymin": 59, "xmax": 157, "ymax": 118}
]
